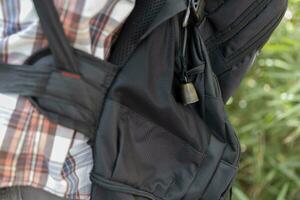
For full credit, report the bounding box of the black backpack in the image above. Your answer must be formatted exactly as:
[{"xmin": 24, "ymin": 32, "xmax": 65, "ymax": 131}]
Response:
[{"xmin": 0, "ymin": 0, "xmax": 287, "ymax": 199}]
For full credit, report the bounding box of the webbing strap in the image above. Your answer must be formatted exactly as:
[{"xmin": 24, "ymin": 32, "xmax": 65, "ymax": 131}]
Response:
[
  {"xmin": 0, "ymin": 63, "xmax": 51, "ymax": 96},
  {"xmin": 32, "ymin": 0, "xmax": 78, "ymax": 72}
]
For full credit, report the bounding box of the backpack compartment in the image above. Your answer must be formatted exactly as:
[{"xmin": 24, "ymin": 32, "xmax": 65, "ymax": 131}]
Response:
[
  {"xmin": 91, "ymin": 18, "xmax": 210, "ymax": 200},
  {"xmin": 200, "ymin": 0, "xmax": 288, "ymax": 101},
  {"xmin": 91, "ymin": 12, "xmax": 240, "ymax": 199},
  {"xmin": 91, "ymin": 99, "xmax": 207, "ymax": 200},
  {"xmin": 181, "ymin": 24, "xmax": 240, "ymax": 200},
  {"xmin": 208, "ymin": 0, "xmax": 288, "ymax": 66}
]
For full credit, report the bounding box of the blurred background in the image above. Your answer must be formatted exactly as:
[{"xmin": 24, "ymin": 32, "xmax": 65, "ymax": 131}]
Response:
[{"xmin": 228, "ymin": 0, "xmax": 300, "ymax": 199}]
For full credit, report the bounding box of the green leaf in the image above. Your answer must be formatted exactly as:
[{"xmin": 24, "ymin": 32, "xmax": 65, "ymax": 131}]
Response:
[
  {"xmin": 233, "ymin": 187, "xmax": 250, "ymax": 200},
  {"xmin": 276, "ymin": 184, "xmax": 289, "ymax": 200}
]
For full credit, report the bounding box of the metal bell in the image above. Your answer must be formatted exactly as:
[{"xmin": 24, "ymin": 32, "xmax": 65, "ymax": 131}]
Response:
[{"xmin": 180, "ymin": 82, "xmax": 199, "ymax": 105}]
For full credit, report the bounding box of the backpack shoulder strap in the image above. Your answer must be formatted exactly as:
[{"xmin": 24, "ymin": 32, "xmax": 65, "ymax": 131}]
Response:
[{"xmin": 32, "ymin": 0, "xmax": 78, "ymax": 72}]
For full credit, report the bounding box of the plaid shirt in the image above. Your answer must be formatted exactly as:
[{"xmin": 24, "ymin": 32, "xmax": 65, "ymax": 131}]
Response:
[{"xmin": 0, "ymin": 0, "xmax": 135, "ymax": 199}]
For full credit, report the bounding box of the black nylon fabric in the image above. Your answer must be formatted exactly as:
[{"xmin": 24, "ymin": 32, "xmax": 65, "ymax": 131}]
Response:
[
  {"xmin": 26, "ymin": 49, "xmax": 118, "ymax": 138},
  {"xmin": 0, "ymin": 0, "xmax": 288, "ymax": 199}
]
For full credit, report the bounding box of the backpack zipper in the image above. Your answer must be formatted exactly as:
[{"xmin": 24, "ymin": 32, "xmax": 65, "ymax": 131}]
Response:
[
  {"xmin": 206, "ymin": 0, "xmax": 272, "ymax": 49},
  {"xmin": 225, "ymin": 7, "xmax": 286, "ymax": 66}
]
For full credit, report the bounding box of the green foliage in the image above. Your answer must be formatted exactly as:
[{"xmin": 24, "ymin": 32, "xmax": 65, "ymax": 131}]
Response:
[{"xmin": 227, "ymin": 1, "xmax": 300, "ymax": 199}]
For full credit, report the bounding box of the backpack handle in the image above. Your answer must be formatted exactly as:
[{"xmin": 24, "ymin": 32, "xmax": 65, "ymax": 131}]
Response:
[{"xmin": 32, "ymin": 0, "xmax": 79, "ymax": 72}]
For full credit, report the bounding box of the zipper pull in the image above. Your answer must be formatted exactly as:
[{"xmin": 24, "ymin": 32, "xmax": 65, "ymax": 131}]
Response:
[
  {"xmin": 180, "ymin": 81, "xmax": 200, "ymax": 105},
  {"xmin": 179, "ymin": 57, "xmax": 200, "ymax": 106},
  {"xmin": 178, "ymin": 0, "xmax": 200, "ymax": 106}
]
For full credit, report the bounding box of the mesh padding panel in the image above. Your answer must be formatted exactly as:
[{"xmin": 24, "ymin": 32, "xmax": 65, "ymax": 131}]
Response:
[{"xmin": 109, "ymin": 0, "xmax": 166, "ymax": 66}]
